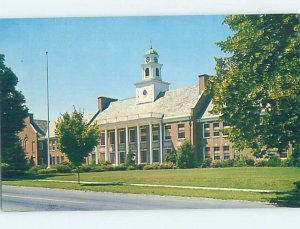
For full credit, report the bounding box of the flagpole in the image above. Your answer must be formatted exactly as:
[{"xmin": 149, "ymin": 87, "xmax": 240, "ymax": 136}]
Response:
[{"xmin": 46, "ymin": 51, "xmax": 50, "ymax": 169}]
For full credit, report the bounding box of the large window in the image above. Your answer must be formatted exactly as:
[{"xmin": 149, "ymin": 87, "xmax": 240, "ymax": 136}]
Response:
[
  {"xmin": 204, "ymin": 146, "xmax": 211, "ymax": 159},
  {"xmin": 100, "ymin": 131, "xmax": 105, "ymax": 146},
  {"xmin": 164, "ymin": 125, "xmax": 171, "ymax": 140},
  {"xmin": 213, "ymin": 122, "xmax": 220, "ymax": 137},
  {"xmin": 119, "ymin": 151, "xmax": 126, "ymax": 164},
  {"xmin": 119, "ymin": 129, "xmax": 125, "ymax": 144},
  {"xmin": 203, "ymin": 123, "xmax": 210, "ymax": 138},
  {"xmin": 140, "ymin": 127, "xmax": 147, "ymax": 142},
  {"xmin": 110, "ymin": 153, "xmax": 115, "ymax": 164},
  {"xmin": 109, "ymin": 131, "xmax": 115, "ymax": 145},
  {"xmin": 153, "ymin": 149, "xmax": 160, "ymax": 162},
  {"xmin": 178, "ymin": 123, "xmax": 185, "ymax": 139},
  {"xmin": 223, "ymin": 146, "xmax": 230, "ymax": 160},
  {"xmin": 141, "ymin": 150, "xmax": 147, "ymax": 163},
  {"xmin": 152, "ymin": 125, "xmax": 159, "ymax": 141},
  {"xmin": 214, "ymin": 146, "xmax": 220, "ymax": 160},
  {"xmin": 129, "ymin": 128, "xmax": 136, "ymax": 143}
]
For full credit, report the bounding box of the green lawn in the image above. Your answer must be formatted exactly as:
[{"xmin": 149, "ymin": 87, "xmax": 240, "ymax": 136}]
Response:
[{"xmin": 3, "ymin": 167, "xmax": 300, "ymax": 206}]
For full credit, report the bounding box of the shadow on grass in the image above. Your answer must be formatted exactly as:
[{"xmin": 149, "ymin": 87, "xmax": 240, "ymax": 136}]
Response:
[
  {"xmin": 81, "ymin": 182, "xmax": 125, "ymax": 187},
  {"xmin": 267, "ymin": 181, "xmax": 300, "ymax": 207}
]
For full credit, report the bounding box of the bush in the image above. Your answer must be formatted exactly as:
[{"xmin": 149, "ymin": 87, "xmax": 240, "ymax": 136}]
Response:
[
  {"xmin": 200, "ymin": 158, "xmax": 212, "ymax": 168},
  {"xmin": 136, "ymin": 163, "xmax": 147, "ymax": 170},
  {"xmin": 266, "ymin": 155, "xmax": 281, "ymax": 167},
  {"xmin": 38, "ymin": 168, "xmax": 57, "ymax": 174},
  {"xmin": 176, "ymin": 140, "xmax": 196, "ymax": 169},
  {"xmin": 143, "ymin": 164, "xmax": 160, "ymax": 170},
  {"xmin": 28, "ymin": 165, "xmax": 47, "ymax": 174},
  {"xmin": 97, "ymin": 164, "xmax": 114, "ymax": 171},
  {"xmin": 54, "ymin": 164, "xmax": 72, "ymax": 173},
  {"xmin": 1, "ymin": 163, "xmax": 25, "ymax": 178},
  {"xmin": 165, "ymin": 151, "xmax": 177, "ymax": 164},
  {"xmin": 281, "ymin": 156, "xmax": 299, "ymax": 167},
  {"xmin": 160, "ymin": 162, "xmax": 176, "ymax": 169},
  {"xmin": 125, "ymin": 150, "xmax": 136, "ymax": 166},
  {"xmin": 254, "ymin": 159, "xmax": 267, "ymax": 167},
  {"xmin": 127, "ymin": 165, "xmax": 136, "ymax": 170},
  {"xmin": 60, "ymin": 161, "xmax": 76, "ymax": 169},
  {"xmin": 233, "ymin": 153, "xmax": 255, "ymax": 167},
  {"xmin": 114, "ymin": 165, "xmax": 128, "ymax": 171},
  {"xmin": 78, "ymin": 165, "xmax": 93, "ymax": 172},
  {"xmin": 220, "ymin": 159, "xmax": 235, "ymax": 167},
  {"xmin": 211, "ymin": 160, "xmax": 222, "ymax": 168},
  {"xmin": 100, "ymin": 161, "xmax": 112, "ymax": 166}
]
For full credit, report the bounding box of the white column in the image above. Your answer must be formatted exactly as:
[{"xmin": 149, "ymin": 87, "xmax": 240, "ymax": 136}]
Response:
[
  {"xmin": 159, "ymin": 122, "xmax": 163, "ymax": 164},
  {"xmin": 126, "ymin": 126, "xmax": 129, "ymax": 155},
  {"xmin": 95, "ymin": 146, "xmax": 99, "ymax": 164},
  {"xmin": 137, "ymin": 124, "xmax": 141, "ymax": 164},
  {"xmin": 104, "ymin": 129, "xmax": 108, "ymax": 161},
  {"xmin": 149, "ymin": 123, "xmax": 153, "ymax": 164},
  {"xmin": 115, "ymin": 127, "xmax": 119, "ymax": 165}
]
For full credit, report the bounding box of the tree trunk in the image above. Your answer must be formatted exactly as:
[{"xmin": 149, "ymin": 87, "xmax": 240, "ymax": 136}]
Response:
[{"xmin": 77, "ymin": 166, "xmax": 80, "ymax": 184}]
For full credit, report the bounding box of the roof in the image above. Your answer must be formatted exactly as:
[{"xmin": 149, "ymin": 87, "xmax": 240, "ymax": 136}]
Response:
[
  {"xmin": 93, "ymin": 85, "xmax": 201, "ymax": 124},
  {"xmin": 32, "ymin": 119, "xmax": 48, "ymax": 137},
  {"xmin": 200, "ymin": 101, "xmax": 221, "ymax": 121},
  {"xmin": 145, "ymin": 47, "xmax": 158, "ymax": 55}
]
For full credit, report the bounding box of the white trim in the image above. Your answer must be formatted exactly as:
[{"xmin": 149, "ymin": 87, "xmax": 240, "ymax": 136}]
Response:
[
  {"xmin": 159, "ymin": 122, "xmax": 163, "ymax": 163},
  {"xmin": 114, "ymin": 127, "xmax": 118, "ymax": 165},
  {"xmin": 192, "ymin": 90, "xmax": 204, "ymax": 108},
  {"xmin": 125, "ymin": 126, "xmax": 129, "ymax": 155},
  {"xmin": 149, "ymin": 123, "xmax": 153, "ymax": 164},
  {"xmin": 29, "ymin": 123, "xmax": 38, "ymax": 134},
  {"xmin": 137, "ymin": 124, "xmax": 141, "ymax": 164}
]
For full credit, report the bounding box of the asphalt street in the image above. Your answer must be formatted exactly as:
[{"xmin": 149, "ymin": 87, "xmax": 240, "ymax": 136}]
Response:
[{"xmin": 2, "ymin": 185, "xmax": 274, "ymax": 211}]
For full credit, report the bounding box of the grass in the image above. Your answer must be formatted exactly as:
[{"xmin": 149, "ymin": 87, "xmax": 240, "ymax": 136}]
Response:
[{"xmin": 3, "ymin": 167, "xmax": 300, "ymax": 206}]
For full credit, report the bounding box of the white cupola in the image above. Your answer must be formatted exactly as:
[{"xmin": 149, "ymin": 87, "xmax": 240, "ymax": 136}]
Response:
[{"xmin": 135, "ymin": 46, "xmax": 170, "ymax": 104}]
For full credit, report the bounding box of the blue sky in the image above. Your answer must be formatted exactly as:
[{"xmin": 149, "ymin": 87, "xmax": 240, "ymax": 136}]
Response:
[{"xmin": 0, "ymin": 15, "xmax": 231, "ymax": 120}]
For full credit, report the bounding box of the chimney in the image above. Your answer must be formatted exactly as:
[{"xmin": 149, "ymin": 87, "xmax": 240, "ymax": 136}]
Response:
[
  {"xmin": 198, "ymin": 74, "xmax": 209, "ymax": 94},
  {"xmin": 29, "ymin": 113, "xmax": 34, "ymax": 123},
  {"xmin": 97, "ymin": 96, "xmax": 118, "ymax": 112}
]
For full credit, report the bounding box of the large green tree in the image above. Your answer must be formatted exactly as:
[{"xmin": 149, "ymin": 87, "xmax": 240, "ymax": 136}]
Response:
[
  {"xmin": 55, "ymin": 108, "xmax": 100, "ymax": 183},
  {"xmin": 0, "ymin": 54, "xmax": 29, "ymax": 170},
  {"xmin": 208, "ymin": 14, "xmax": 300, "ymax": 157}
]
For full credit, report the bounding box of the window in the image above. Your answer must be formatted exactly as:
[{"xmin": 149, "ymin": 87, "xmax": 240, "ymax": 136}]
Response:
[
  {"xmin": 156, "ymin": 68, "xmax": 159, "ymax": 77},
  {"xmin": 222, "ymin": 122, "xmax": 229, "ymax": 137},
  {"xmin": 140, "ymin": 127, "xmax": 147, "ymax": 142},
  {"xmin": 119, "ymin": 151, "xmax": 126, "ymax": 164},
  {"xmin": 280, "ymin": 152, "xmax": 287, "ymax": 158},
  {"xmin": 203, "ymin": 123, "xmax": 210, "ymax": 138},
  {"xmin": 164, "ymin": 148, "xmax": 172, "ymax": 161},
  {"xmin": 56, "ymin": 156, "xmax": 60, "ymax": 164},
  {"xmin": 51, "ymin": 156, "xmax": 56, "ymax": 165},
  {"xmin": 100, "ymin": 131, "xmax": 105, "ymax": 146},
  {"xmin": 109, "ymin": 131, "xmax": 115, "ymax": 145},
  {"xmin": 213, "ymin": 122, "xmax": 220, "ymax": 137},
  {"xmin": 110, "ymin": 153, "xmax": 115, "ymax": 164},
  {"xmin": 38, "ymin": 142, "xmax": 43, "ymax": 150},
  {"xmin": 61, "ymin": 156, "xmax": 65, "ymax": 162},
  {"xmin": 178, "ymin": 124, "xmax": 185, "ymax": 139},
  {"xmin": 129, "ymin": 128, "xmax": 136, "ymax": 143},
  {"xmin": 119, "ymin": 129, "xmax": 125, "ymax": 144},
  {"xmin": 164, "ymin": 125, "xmax": 171, "ymax": 140},
  {"xmin": 204, "ymin": 147, "xmax": 211, "ymax": 159},
  {"xmin": 141, "ymin": 150, "xmax": 147, "ymax": 163},
  {"xmin": 152, "ymin": 125, "xmax": 159, "ymax": 141},
  {"xmin": 154, "ymin": 57, "xmax": 158, "ymax": 63},
  {"xmin": 214, "ymin": 146, "xmax": 220, "ymax": 160},
  {"xmin": 223, "ymin": 146, "xmax": 230, "ymax": 160},
  {"xmin": 153, "ymin": 149, "xmax": 160, "ymax": 162},
  {"xmin": 145, "ymin": 68, "xmax": 149, "ymax": 77}
]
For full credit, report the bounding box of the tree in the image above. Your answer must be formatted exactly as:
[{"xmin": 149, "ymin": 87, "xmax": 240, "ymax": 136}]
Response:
[
  {"xmin": 175, "ymin": 140, "xmax": 195, "ymax": 168},
  {"xmin": 0, "ymin": 54, "xmax": 29, "ymax": 170},
  {"xmin": 208, "ymin": 14, "xmax": 300, "ymax": 157},
  {"xmin": 55, "ymin": 108, "xmax": 100, "ymax": 183},
  {"xmin": 125, "ymin": 149, "xmax": 136, "ymax": 166}
]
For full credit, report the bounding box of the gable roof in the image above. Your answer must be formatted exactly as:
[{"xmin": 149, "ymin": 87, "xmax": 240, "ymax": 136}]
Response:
[{"xmin": 93, "ymin": 85, "xmax": 201, "ymax": 125}]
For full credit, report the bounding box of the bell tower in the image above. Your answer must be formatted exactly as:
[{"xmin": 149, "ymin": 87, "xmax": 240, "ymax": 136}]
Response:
[{"xmin": 135, "ymin": 46, "xmax": 170, "ymax": 104}]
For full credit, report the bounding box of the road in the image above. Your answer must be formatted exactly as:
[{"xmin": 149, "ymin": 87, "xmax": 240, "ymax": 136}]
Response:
[{"xmin": 1, "ymin": 185, "xmax": 274, "ymax": 211}]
